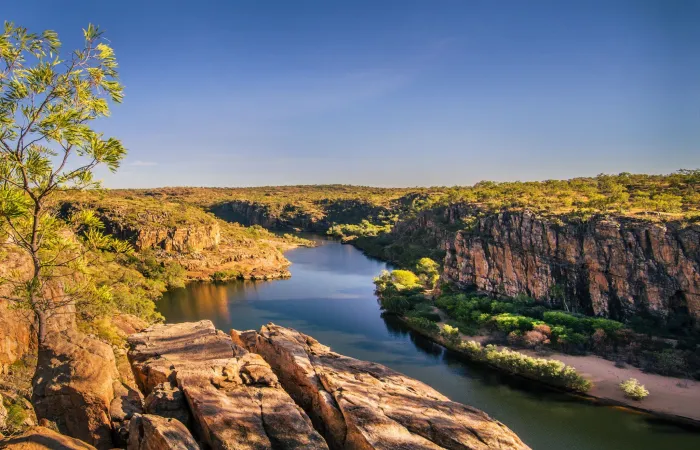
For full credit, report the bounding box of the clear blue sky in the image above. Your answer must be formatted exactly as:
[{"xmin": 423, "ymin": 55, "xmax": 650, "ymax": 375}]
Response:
[{"xmin": 6, "ymin": 0, "xmax": 700, "ymax": 187}]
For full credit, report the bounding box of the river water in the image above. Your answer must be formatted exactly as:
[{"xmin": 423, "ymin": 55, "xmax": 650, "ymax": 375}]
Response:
[{"xmin": 159, "ymin": 237, "xmax": 700, "ymax": 450}]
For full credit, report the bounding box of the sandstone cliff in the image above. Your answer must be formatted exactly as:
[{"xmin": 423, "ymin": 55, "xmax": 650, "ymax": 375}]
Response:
[
  {"xmin": 124, "ymin": 321, "xmax": 528, "ymax": 450},
  {"xmin": 127, "ymin": 320, "xmax": 328, "ymax": 449},
  {"xmin": 442, "ymin": 209, "xmax": 700, "ymax": 322},
  {"xmin": 237, "ymin": 323, "xmax": 529, "ymax": 450}
]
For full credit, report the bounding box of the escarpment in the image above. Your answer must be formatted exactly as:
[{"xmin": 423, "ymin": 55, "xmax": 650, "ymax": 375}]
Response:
[
  {"xmin": 237, "ymin": 323, "xmax": 530, "ymax": 450},
  {"xmin": 442, "ymin": 209, "xmax": 700, "ymax": 322}
]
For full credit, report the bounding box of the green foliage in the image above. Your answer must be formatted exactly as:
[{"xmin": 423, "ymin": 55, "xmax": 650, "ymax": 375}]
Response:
[
  {"xmin": 415, "ymin": 257, "xmax": 440, "ymax": 289},
  {"xmin": 390, "ymin": 270, "xmax": 421, "ymax": 289},
  {"xmin": 459, "ymin": 341, "xmax": 592, "ymax": 392},
  {"xmin": 0, "ymin": 22, "xmax": 126, "ymax": 343},
  {"xmin": 441, "ymin": 324, "xmax": 461, "ymax": 343},
  {"xmin": 619, "ymin": 378, "xmax": 649, "ymax": 400},
  {"xmin": 406, "ymin": 316, "xmax": 440, "ymax": 334}
]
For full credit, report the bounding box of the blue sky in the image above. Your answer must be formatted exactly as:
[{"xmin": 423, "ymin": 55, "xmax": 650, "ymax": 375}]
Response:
[{"xmin": 6, "ymin": 0, "xmax": 700, "ymax": 187}]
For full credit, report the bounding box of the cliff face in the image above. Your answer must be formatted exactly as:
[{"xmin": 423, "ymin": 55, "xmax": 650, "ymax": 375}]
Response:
[
  {"xmin": 101, "ymin": 219, "xmax": 221, "ymax": 252},
  {"xmin": 442, "ymin": 210, "xmax": 700, "ymax": 322},
  {"xmin": 127, "ymin": 321, "xmax": 529, "ymax": 450}
]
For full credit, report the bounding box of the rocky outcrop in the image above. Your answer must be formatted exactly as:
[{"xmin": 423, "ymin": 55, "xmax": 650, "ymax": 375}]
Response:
[
  {"xmin": 443, "ymin": 210, "xmax": 700, "ymax": 322},
  {"xmin": 2, "ymin": 426, "xmax": 97, "ymax": 449},
  {"xmin": 127, "ymin": 414, "xmax": 198, "ymax": 450},
  {"xmin": 0, "ymin": 248, "xmax": 77, "ymax": 373},
  {"xmin": 143, "ymin": 383, "xmax": 191, "ymax": 429},
  {"xmin": 31, "ymin": 330, "xmax": 119, "ymax": 449},
  {"xmin": 101, "ymin": 220, "xmax": 221, "ymax": 253},
  {"xmin": 241, "ymin": 324, "xmax": 529, "ymax": 450},
  {"xmin": 110, "ymin": 382, "xmax": 144, "ymax": 447},
  {"xmin": 127, "ymin": 321, "xmax": 328, "ymax": 450}
]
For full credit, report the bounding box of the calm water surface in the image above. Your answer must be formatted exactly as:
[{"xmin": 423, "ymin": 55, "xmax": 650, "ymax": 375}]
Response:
[{"xmin": 159, "ymin": 238, "xmax": 700, "ymax": 450}]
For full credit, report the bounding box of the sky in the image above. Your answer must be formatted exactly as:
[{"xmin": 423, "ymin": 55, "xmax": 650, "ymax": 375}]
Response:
[{"xmin": 5, "ymin": 0, "xmax": 700, "ymax": 188}]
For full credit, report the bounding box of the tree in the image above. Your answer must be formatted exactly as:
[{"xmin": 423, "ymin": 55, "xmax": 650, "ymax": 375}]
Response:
[
  {"xmin": 0, "ymin": 22, "xmax": 126, "ymax": 346},
  {"xmin": 415, "ymin": 257, "xmax": 440, "ymax": 289}
]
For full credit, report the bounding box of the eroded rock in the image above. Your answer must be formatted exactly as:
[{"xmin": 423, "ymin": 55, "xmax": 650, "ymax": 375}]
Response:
[
  {"xmin": 32, "ymin": 330, "xmax": 119, "ymax": 449},
  {"xmin": 1, "ymin": 426, "xmax": 96, "ymax": 449},
  {"xmin": 110, "ymin": 382, "xmax": 144, "ymax": 447},
  {"xmin": 144, "ymin": 382, "xmax": 191, "ymax": 429},
  {"xmin": 442, "ymin": 209, "xmax": 700, "ymax": 322},
  {"xmin": 244, "ymin": 323, "xmax": 530, "ymax": 450},
  {"xmin": 127, "ymin": 414, "xmax": 198, "ymax": 450},
  {"xmin": 127, "ymin": 321, "xmax": 328, "ymax": 450}
]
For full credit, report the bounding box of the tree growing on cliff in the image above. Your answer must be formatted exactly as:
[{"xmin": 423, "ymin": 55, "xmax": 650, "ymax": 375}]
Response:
[{"xmin": 0, "ymin": 22, "xmax": 126, "ymax": 345}]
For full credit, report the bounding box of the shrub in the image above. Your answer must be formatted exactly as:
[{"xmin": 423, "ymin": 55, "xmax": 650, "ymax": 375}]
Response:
[
  {"xmin": 441, "ymin": 324, "xmax": 461, "ymax": 343},
  {"xmin": 391, "ymin": 270, "xmax": 421, "ymax": 288},
  {"xmin": 380, "ymin": 295, "xmax": 412, "ymax": 315},
  {"xmin": 491, "ymin": 313, "xmax": 541, "ymax": 333},
  {"xmin": 619, "ymin": 378, "xmax": 649, "ymax": 400},
  {"xmin": 406, "ymin": 317, "xmax": 440, "ymax": 334},
  {"xmin": 522, "ymin": 330, "xmax": 550, "ymax": 348},
  {"xmin": 457, "ymin": 341, "xmax": 591, "ymax": 392}
]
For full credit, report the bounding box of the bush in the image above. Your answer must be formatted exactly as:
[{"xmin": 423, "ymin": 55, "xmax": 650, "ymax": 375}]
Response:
[
  {"xmin": 619, "ymin": 378, "xmax": 649, "ymax": 400},
  {"xmin": 391, "ymin": 270, "xmax": 421, "ymax": 288},
  {"xmin": 441, "ymin": 324, "xmax": 461, "ymax": 343},
  {"xmin": 457, "ymin": 341, "xmax": 591, "ymax": 392},
  {"xmin": 490, "ymin": 313, "xmax": 541, "ymax": 333},
  {"xmin": 406, "ymin": 317, "xmax": 440, "ymax": 334}
]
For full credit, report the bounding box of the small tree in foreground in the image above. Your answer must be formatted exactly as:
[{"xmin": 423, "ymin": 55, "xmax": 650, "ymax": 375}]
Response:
[{"xmin": 0, "ymin": 22, "xmax": 126, "ymax": 346}]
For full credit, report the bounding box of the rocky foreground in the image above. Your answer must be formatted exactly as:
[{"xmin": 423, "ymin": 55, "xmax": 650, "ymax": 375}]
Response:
[{"xmin": 3, "ymin": 320, "xmax": 529, "ymax": 449}]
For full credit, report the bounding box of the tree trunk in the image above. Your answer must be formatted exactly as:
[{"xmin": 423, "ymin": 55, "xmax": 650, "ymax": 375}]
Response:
[{"xmin": 36, "ymin": 308, "xmax": 48, "ymax": 347}]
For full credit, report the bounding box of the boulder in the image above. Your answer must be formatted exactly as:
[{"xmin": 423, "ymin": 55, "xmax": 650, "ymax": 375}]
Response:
[
  {"xmin": 1, "ymin": 426, "xmax": 96, "ymax": 449},
  {"xmin": 127, "ymin": 321, "xmax": 328, "ymax": 450},
  {"xmin": 144, "ymin": 382, "xmax": 191, "ymax": 429},
  {"xmin": 127, "ymin": 414, "xmax": 198, "ymax": 450},
  {"xmin": 32, "ymin": 330, "xmax": 119, "ymax": 449},
  {"xmin": 110, "ymin": 382, "xmax": 144, "ymax": 447},
  {"xmin": 244, "ymin": 323, "xmax": 530, "ymax": 450}
]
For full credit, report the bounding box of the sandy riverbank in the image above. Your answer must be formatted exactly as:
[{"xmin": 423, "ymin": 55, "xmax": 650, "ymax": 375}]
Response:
[{"xmin": 411, "ymin": 310, "xmax": 700, "ymax": 425}]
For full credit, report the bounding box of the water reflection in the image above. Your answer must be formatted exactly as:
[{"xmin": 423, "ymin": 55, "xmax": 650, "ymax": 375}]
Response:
[{"xmin": 159, "ymin": 238, "xmax": 700, "ymax": 450}]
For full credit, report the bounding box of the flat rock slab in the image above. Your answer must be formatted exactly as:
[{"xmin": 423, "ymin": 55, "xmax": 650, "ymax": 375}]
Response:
[
  {"xmin": 128, "ymin": 320, "xmax": 328, "ymax": 450},
  {"xmin": 1, "ymin": 426, "xmax": 96, "ymax": 449},
  {"xmin": 242, "ymin": 323, "xmax": 530, "ymax": 450}
]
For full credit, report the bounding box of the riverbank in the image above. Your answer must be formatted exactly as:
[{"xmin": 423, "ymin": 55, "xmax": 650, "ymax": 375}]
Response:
[{"xmin": 398, "ymin": 313, "xmax": 700, "ymax": 427}]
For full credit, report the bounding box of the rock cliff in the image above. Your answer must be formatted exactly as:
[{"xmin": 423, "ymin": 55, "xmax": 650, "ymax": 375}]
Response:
[
  {"xmin": 442, "ymin": 209, "xmax": 700, "ymax": 322},
  {"xmin": 237, "ymin": 324, "xmax": 529, "ymax": 450},
  {"xmin": 127, "ymin": 321, "xmax": 328, "ymax": 449},
  {"xmin": 32, "ymin": 330, "xmax": 120, "ymax": 449},
  {"xmin": 101, "ymin": 219, "xmax": 221, "ymax": 253},
  {"xmin": 124, "ymin": 321, "xmax": 528, "ymax": 450}
]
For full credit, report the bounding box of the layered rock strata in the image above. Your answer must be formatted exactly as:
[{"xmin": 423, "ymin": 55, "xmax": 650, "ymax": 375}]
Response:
[
  {"xmin": 238, "ymin": 323, "xmax": 530, "ymax": 450},
  {"xmin": 443, "ymin": 210, "xmax": 700, "ymax": 321},
  {"xmin": 127, "ymin": 320, "xmax": 328, "ymax": 450}
]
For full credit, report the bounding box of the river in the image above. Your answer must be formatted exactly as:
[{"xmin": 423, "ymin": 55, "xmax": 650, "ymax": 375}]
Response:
[{"xmin": 158, "ymin": 237, "xmax": 700, "ymax": 450}]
